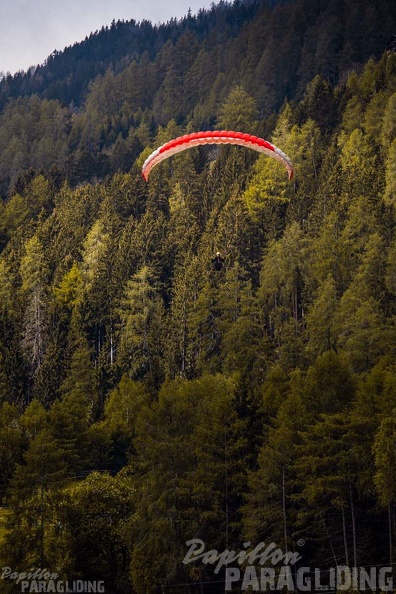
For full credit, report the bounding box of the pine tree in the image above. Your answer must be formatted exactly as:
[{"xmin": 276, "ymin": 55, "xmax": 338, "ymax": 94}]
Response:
[
  {"xmin": 117, "ymin": 265, "xmax": 165, "ymax": 388},
  {"xmin": 0, "ymin": 402, "xmax": 22, "ymax": 502},
  {"xmin": 381, "ymin": 91, "xmax": 396, "ymax": 150},
  {"xmin": 374, "ymin": 416, "xmax": 396, "ymax": 506},
  {"xmin": 216, "ymin": 86, "xmax": 258, "ymax": 132},
  {"xmin": 3, "ymin": 428, "xmax": 69, "ymax": 570},
  {"xmin": 338, "ymin": 128, "xmax": 380, "ymax": 202},
  {"xmin": 258, "ymin": 221, "xmax": 306, "ymax": 368},
  {"xmin": 165, "ymin": 256, "xmax": 206, "ymax": 379},
  {"xmin": 58, "ymin": 472, "xmax": 134, "ymax": 591},
  {"xmin": 130, "ymin": 374, "xmax": 245, "ymax": 592},
  {"xmin": 303, "ymin": 350, "xmax": 356, "ymax": 415},
  {"xmin": 102, "ymin": 374, "xmax": 151, "ymax": 470},
  {"xmin": 294, "ymin": 412, "xmax": 362, "ymax": 568},
  {"xmin": 60, "ymin": 340, "xmax": 97, "ymax": 405},
  {"xmin": 304, "ymin": 273, "xmax": 338, "ymax": 359},
  {"xmin": 20, "ymin": 399, "xmax": 48, "ymax": 440},
  {"xmin": 243, "ymin": 387, "xmax": 307, "ymax": 551},
  {"xmin": 217, "ymin": 261, "xmax": 264, "ymax": 378},
  {"xmin": 19, "ymin": 236, "xmax": 49, "ymax": 380},
  {"xmin": 384, "ymin": 138, "xmax": 396, "ymax": 207},
  {"xmin": 373, "ymin": 415, "xmax": 396, "ymax": 565}
]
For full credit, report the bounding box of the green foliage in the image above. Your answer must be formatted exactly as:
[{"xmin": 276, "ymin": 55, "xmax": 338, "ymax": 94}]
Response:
[
  {"xmin": 117, "ymin": 265, "xmax": 165, "ymax": 387},
  {"xmin": 0, "ymin": 194, "xmax": 30, "ymax": 237},
  {"xmin": 0, "ymin": 0, "xmax": 393, "ymax": 196},
  {"xmin": 243, "ymin": 386, "xmax": 307, "ymax": 547},
  {"xmin": 374, "ymin": 415, "xmax": 396, "ymax": 506},
  {"xmin": 217, "ymin": 86, "xmax": 258, "ymax": 132},
  {"xmin": 104, "ymin": 374, "xmax": 150, "ymax": 437},
  {"xmin": 1, "ymin": 4, "xmax": 396, "ymax": 589},
  {"xmin": 59, "ymin": 472, "xmax": 135, "ymax": 592},
  {"xmin": 2, "ymin": 428, "xmax": 69, "ymax": 571},
  {"xmin": 59, "ymin": 340, "xmax": 98, "ymax": 415},
  {"xmin": 130, "ymin": 374, "xmax": 246, "ymax": 592},
  {"xmin": 293, "ymin": 412, "xmax": 363, "ymax": 563},
  {"xmin": 0, "ymin": 96, "xmax": 70, "ymax": 193},
  {"xmin": 0, "ymin": 403, "xmax": 23, "ymax": 501},
  {"xmin": 384, "ymin": 138, "xmax": 396, "ymax": 206},
  {"xmin": 303, "ymin": 351, "xmax": 356, "ymax": 415},
  {"xmin": 304, "ymin": 274, "xmax": 338, "ymax": 358}
]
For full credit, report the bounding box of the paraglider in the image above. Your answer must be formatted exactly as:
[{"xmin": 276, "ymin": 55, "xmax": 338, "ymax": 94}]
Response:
[
  {"xmin": 142, "ymin": 131, "xmax": 294, "ymax": 274},
  {"xmin": 141, "ymin": 130, "xmax": 294, "ymax": 182}
]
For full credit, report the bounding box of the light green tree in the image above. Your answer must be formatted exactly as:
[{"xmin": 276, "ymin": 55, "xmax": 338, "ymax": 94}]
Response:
[
  {"xmin": 216, "ymin": 86, "xmax": 258, "ymax": 131},
  {"xmin": 118, "ymin": 265, "xmax": 165, "ymax": 387},
  {"xmin": 305, "ymin": 273, "xmax": 338, "ymax": 358},
  {"xmin": 384, "ymin": 138, "xmax": 396, "ymax": 207},
  {"xmin": 20, "ymin": 237, "xmax": 49, "ymax": 377}
]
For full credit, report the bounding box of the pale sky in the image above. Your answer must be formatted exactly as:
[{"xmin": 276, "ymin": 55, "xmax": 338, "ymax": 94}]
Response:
[{"xmin": 0, "ymin": 0, "xmax": 218, "ymax": 75}]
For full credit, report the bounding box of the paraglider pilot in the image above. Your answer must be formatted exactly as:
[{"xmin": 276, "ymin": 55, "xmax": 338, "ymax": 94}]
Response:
[{"xmin": 212, "ymin": 251, "xmax": 224, "ymax": 271}]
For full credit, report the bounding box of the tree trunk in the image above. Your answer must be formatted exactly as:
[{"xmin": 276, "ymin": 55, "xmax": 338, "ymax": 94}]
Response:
[
  {"xmin": 283, "ymin": 465, "xmax": 288, "ymax": 554},
  {"xmin": 349, "ymin": 476, "xmax": 357, "ymax": 568},
  {"xmin": 389, "ymin": 500, "xmax": 393, "ymax": 568},
  {"xmin": 342, "ymin": 506, "xmax": 349, "ymax": 567}
]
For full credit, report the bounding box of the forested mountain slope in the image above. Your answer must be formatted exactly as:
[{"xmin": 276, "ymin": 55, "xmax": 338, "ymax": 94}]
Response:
[
  {"xmin": 0, "ymin": 0, "xmax": 395, "ymax": 197},
  {"xmin": 1, "ymin": 0, "xmax": 396, "ymax": 592}
]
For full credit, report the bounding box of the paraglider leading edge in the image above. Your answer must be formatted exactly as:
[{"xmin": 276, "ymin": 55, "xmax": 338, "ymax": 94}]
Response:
[{"xmin": 141, "ymin": 131, "xmax": 294, "ymax": 181}]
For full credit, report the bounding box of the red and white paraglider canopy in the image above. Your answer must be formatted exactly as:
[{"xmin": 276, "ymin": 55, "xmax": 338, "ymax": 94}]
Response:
[{"xmin": 141, "ymin": 130, "xmax": 294, "ymax": 181}]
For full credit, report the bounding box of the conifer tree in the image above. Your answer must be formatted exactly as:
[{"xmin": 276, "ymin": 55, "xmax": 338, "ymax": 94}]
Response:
[
  {"xmin": 373, "ymin": 415, "xmax": 396, "ymax": 565},
  {"xmin": 165, "ymin": 256, "xmax": 206, "ymax": 379},
  {"xmin": 294, "ymin": 413, "xmax": 362, "ymax": 568},
  {"xmin": 217, "ymin": 261, "xmax": 263, "ymax": 377},
  {"xmin": 258, "ymin": 221, "xmax": 306, "ymax": 368},
  {"xmin": 304, "ymin": 273, "xmax": 338, "ymax": 359},
  {"xmin": 216, "ymin": 86, "xmax": 259, "ymax": 132},
  {"xmin": 243, "ymin": 386, "xmax": 307, "ymax": 551},
  {"xmin": 130, "ymin": 375, "xmax": 245, "ymax": 592},
  {"xmin": 19, "ymin": 236, "xmax": 49, "ymax": 380},
  {"xmin": 102, "ymin": 374, "xmax": 151, "ymax": 470},
  {"xmin": 118, "ymin": 265, "xmax": 165, "ymax": 388},
  {"xmin": 0, "ymin": 402, "xmax": 22, "ymax": 501},
  {"xmin": 58, "ymin": 472, "xmax": 134, "ymax": 591},
  {"xmin": 3, "ymin": 428, "xmax": 68, "ymax": 570},
  {"xmin": 384, "ymin": 138, "xmax": 396, "ymax": 207}
]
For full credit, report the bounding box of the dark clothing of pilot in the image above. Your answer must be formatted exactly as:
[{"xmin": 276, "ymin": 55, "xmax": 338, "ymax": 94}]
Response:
[{"xmin": 212, "ymin": 252, "xmax": 224, "ymax": 271}]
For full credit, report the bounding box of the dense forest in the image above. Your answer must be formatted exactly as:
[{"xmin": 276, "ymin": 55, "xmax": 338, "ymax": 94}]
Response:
[{"xmin": 1, "ymin": 0, "xmax": 396, "ymax": 592}]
